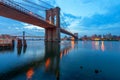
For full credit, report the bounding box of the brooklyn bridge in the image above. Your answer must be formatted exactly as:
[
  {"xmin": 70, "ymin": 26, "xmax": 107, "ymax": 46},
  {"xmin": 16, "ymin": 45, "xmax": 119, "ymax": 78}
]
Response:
[{"xmin": 0, "ymin": 0, "xmax": 78, "ymax": 41}]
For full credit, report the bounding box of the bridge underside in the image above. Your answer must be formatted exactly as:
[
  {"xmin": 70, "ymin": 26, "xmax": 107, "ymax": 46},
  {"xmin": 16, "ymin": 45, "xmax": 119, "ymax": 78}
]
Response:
[{"xmin": 60, "ymin": 28, "xmax": 78, "ymax": 39}]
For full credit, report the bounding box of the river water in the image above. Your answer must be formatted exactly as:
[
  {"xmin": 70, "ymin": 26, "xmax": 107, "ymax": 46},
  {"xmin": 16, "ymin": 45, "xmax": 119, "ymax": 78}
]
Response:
[{"xmin": 0, "ymin": 41, "xmax": 120, "ymax": 80}]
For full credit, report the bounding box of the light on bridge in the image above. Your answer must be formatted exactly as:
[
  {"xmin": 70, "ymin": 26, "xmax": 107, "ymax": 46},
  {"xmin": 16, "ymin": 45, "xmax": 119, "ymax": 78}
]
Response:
[
  {"xmin": 29, "ymin": 12, "xmax": 33, "ymax": 15},
  {"xmin": 71, "ymin": 37, "xmax": 75, "ymax": 41},
  {"xmin": 46, "ymin": 20, "xmax": 54, "ymax": 25}
]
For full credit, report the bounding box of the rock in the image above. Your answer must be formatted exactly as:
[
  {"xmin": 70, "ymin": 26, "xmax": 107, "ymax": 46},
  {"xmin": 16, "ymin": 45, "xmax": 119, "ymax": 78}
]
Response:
[
  {"xmin": 94, "ymin": 69, "xmax": 99, "ymax": 74},
  {"xmin": 80, "ymin": 66, "xmax": 83, "ymax": 69}
]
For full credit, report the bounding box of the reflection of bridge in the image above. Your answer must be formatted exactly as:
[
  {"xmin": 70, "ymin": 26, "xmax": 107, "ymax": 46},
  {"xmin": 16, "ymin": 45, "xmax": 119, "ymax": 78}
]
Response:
[
  {"xmin": 0, "ymin": 41, "xmax": 77, "ymax": 80},
  {"xmin": 0, "ymin": 0, "xmax": 78, "ymax": 41}
]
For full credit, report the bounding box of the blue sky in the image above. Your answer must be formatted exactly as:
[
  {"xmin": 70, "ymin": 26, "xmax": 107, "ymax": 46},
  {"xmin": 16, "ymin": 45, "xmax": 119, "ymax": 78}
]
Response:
[{"xmin": 0, "ymin": 0, "xmax": 120, "ymax": 36}]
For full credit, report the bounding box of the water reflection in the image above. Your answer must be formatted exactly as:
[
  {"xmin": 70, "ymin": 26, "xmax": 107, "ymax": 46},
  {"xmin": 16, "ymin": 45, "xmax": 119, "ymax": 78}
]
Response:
[
  {"xmin": 45, "ymin": 42, "xmax": 60, "ymax": 80},
  {"xmin": 91, "ymin": 41, "xmax": 106, "ymax": 51},
  {"xmin": 17, "ymin": 46, "xmax": 22, "ymax": 56},
  {"xmin": 95, "ymin": 41, "xmax": 99, "ymax": 50},
  {"xmin": 60, "ymin": 40, "xmax": 77, "ymax": 58},
  {"xmin": 0, "ymin": 40, "xmax": 78, "ymax": 80},
  {"xmin": 101, "ymin": 41, "xmax": 105, "ymax": 52},
  {"xmin": 0, "ymin": 45, "xmax": 14, "ymax": 53},
  {"xmin": 26, "ymin": 68, "xmax": 34, "ymax": 80},
  {"xmin": 45, "ymin": 58, "xmax": 51, "ymax": 70},
  {"xmin": 71, "ymin": 40, "xmax": 75, "ymax": 49},
  {"xmin": 0, "ymin": 47, "xmax": 14, "ymax": 53},
  {"xmin": 0, "ymin": 41, "xmax": 120, "ymax": 80},
  {"xmin": 0, "ymin": 41, "xmax": 75, "ymax": 80},
  {"xmin": 17, "ymin": 40, "xmax": 27, "ymax": 56},
  {"xmin": 92, "ymin": 41, "xmax": 100, "ymax": 50},
  {"xmin": 23, "ymin": 46, "xmax": 27, "ymax": 53}
]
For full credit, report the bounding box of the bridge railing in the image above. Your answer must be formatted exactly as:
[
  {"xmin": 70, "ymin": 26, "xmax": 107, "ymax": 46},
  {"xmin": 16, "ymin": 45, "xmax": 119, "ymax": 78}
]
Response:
[{"xmin": 0, "ymin": 0, "xmax": 45, "ymax": 20}]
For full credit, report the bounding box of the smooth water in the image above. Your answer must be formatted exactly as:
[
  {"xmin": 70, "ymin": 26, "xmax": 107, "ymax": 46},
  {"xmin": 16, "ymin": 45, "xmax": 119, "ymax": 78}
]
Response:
[{"xmin": 0, "ymin": 41, "xmax": 120, "ymax": 80}]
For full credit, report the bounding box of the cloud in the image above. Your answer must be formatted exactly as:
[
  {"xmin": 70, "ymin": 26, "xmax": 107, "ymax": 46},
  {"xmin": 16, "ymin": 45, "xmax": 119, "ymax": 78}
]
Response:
[
  {"xmin": 21, "ymin": 23, "xmax": 45, "ymax": 36},
  {"xmin": 78, "ymin": 4, "xmax": 120, "ymax": 35},
  {"xmin": 60, "ymin": 13, "xmax": 81, "ymax": 32},
  {"xmin": 59, "ymin": 2, "xmax": 120, "ymax": 36},
  {"xmin": 63, "ymin": 13, "xmax": 81, "ymax": 19},
  {"xmin": 0, "ymin": 17, "xmax": 44, "ymax": 35},
  {"xmin": 43, "ymin": 0, "xmax": 56, "ymax": 6},
  {"xmin": 81, "ymin": 4, "xmax": 120, "ymax": 26},
  {"xmin": 22, "ymin": 23, "xmax": 43, "ymax": 30},
  {"xmin": 0, "ymin": 1, "xmax": 48, "ymax": 35}
]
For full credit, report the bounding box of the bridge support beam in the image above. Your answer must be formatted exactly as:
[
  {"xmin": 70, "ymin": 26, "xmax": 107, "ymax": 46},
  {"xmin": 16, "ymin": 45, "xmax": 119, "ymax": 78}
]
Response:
[{"xmin": 45, "ymin": 7, "xmax": 60, "ymax": 42}]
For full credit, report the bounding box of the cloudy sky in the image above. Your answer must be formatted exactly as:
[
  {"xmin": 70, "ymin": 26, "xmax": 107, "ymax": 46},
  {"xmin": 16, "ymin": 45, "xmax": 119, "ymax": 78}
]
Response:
[{"xmin": 0, "ymin": 0, "xmax": 120, "ymax": 36}]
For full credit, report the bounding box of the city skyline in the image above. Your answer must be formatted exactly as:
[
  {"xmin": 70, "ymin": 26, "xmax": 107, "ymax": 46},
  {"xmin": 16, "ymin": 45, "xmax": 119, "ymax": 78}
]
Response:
[{"xmin": 0, "ymin": 0, "xmax": 120, "ymax": 36}]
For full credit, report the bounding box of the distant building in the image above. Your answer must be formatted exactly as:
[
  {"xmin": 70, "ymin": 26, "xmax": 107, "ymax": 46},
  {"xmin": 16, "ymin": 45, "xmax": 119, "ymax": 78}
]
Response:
[
  {"xmin": 79, "ymin": 33, "xmax": 120, "ymax": 41},
  {"xmin": 0, "ymin": 34, "xmax": 14, "ymax": 39},
  {"xmin": 0, "ymin": 34, "xmax": 14, "ymax": 46}
]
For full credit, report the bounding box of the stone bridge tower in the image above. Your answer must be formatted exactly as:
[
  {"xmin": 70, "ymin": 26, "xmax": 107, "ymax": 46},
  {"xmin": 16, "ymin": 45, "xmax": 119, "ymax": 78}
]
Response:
[{"xmin": 45, "ymin": 7, "xmax": 60, "ymax": 41}]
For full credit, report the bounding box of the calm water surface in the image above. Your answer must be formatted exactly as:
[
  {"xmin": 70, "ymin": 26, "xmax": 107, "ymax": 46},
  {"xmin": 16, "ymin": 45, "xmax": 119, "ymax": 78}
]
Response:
[{"xmin": 0, "ymin": 41, "xmax": 120, "ymax": 80}]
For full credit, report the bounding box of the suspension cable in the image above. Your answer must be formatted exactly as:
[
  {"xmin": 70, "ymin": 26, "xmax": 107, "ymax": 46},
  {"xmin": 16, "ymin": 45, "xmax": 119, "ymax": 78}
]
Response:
[
  {"xmin": 22, "ymin": 0, "xmax": 49, "ymax": 10},
  {"xmin": 38, "ymin": 0, "xmax": 54, "ymax": 8},
  {"xmin": 60, "ymin": 11, "xmax": 72, "ymax": 33},
  {"xmin": 12, "ymin": 1, "xmax": 46, "ymax": 11}
]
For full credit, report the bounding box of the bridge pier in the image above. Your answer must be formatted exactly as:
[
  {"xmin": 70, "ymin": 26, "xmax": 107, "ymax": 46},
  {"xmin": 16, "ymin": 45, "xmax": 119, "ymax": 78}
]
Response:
[{"xmin": 45, "ymin": 28, "xmax": 60, "ymax": 41}]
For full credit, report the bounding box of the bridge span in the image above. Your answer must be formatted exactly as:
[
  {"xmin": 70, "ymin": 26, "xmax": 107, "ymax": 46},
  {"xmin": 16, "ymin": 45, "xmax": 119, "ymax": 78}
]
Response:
[{"xmin": 0, "ymin": 0, "xmax": 78, "ymax": 41}]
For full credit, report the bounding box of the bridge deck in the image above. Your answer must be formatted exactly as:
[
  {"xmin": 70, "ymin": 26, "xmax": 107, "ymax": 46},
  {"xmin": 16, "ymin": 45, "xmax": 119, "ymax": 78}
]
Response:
[
  {"xmin": 0, "ymin": 1, "xmax": 77, "ymax": 38},
  {"xmin": 0, "ymin": 2, "xmax": 55, "ymax": 29}
]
